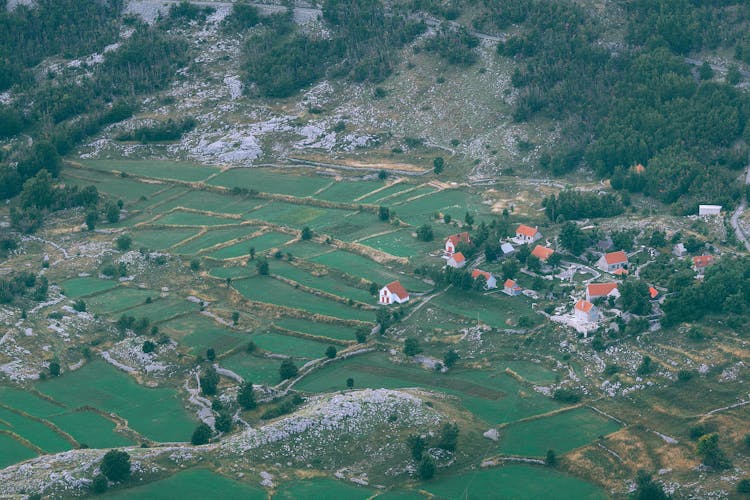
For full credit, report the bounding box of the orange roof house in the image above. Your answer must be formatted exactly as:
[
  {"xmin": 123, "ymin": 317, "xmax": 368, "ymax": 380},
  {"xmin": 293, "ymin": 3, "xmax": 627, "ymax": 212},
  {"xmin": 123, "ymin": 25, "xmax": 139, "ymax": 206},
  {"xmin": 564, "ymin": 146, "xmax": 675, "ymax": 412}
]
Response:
[
  {"xmin": 631, "ymin": 163, "xmax": 645, "ymax": 174},
  {"xmin": 597, "ymin": 250, "xmax": 628, "ymax": 273},
  {"xmin": 586, "ymin": 282, "xmax": 619, "ymax": 302},
  {"xmin": 471, "ymin": 269, "xmax": 497, "ymax": 289},
  {"xmin": 444, "ymin": 232, "xmax": 471, "ymax": 255},
  {"xmin": 503, "ymin": 279, "xmax": 522, "ymax": 296},
  {"xmin": 515, "ymin": 224, "xmax": 542, "ymax": 243},
  {"xmin": 379, "ymin": 281, "xmax": 409, "ymax": 305},
  {"xmin": 531, "ymin": 245, "xmax": 554, "ymax": 261},
  {"xmin": 574, "ymin": 299, "xmax": 599, "ymax": 322},
  {"xmin": 693, "ymin": 255, "xmax": 715, "ymax": 270},
  {"xmin": 447, "ymin": 252, "xmax": 466, "ymax": 268},
  {"xmin": 649, "ymin": 286, "xmax": 659, "ymax": 300}
]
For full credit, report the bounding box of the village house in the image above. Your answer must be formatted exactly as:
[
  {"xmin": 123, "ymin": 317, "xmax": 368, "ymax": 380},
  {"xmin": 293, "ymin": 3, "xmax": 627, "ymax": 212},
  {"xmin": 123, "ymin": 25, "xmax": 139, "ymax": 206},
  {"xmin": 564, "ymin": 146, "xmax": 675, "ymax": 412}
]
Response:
[
  {"xmin": 444, "ymin": 232, "xmax": 471, "ymax": 256},
  {"xmin": 471, "ymin": 269, "xmax": 497, "ymax": 289},
  {"xmin": 500, "ymin": 242, "xmax": 515, "ymax": 256},
  {"xmin": 585, "ymin": 282, "xmax": 619, "ymax": 302},
  {"xmin": 379, "ymin": 281, "xmax": 409, "ymax": 305},
  {"xmin": 574, "ymin": 299, "xmax": 599, "ymax": 323},
  {"xmin": 649, "ymin": 286, "xmax": 660, "ymax": 300},
  {"xmin": 503, "ymin": 279, "xmax": 522, "ymax": 296},
  {"xmin": 597, "ymin": 250, "xmax": 628, "ymax": 274},
  {"xmin": 672, "ymin": 243, "xmax": 687, "ymax": 257},
  {"xmin": 514, "ymin": 224, "xmax": 542, "ymax": 244},
  {"xmin": 531, "ymin": 245, "xmax": 554, "ymax": 262},
  {"xmin": 693, "ymin": 255, "xmax": 715, "ymax": 272},
  {"xmin": 446, "ymin": 252, "xmax": 466, "ymax": 268},
  {"xmin": 698, "ymin": 205, "xmax": 722, "ymax": 216}
]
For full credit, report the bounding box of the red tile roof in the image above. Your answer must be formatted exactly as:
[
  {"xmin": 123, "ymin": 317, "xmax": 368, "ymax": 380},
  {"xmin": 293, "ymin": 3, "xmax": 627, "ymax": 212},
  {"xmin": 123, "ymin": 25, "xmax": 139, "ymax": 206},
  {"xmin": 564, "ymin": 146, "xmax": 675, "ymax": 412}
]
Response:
[
  {"xmin": 575, "ymin": 299, "xmax": 594, "ymax": 312},
  {"xmin": 649, "ymin": 286, "xmax": 659, "ymax": 299},
  {"xmin": 385, "ymin": 281, "xmax": 409, "ymax": 300},
  {"xmin": 516, "ymin": 224, "xmax": 538, "ymax": 238},
  {"xmin": 603, "ymin": 251, "xmax": 628, "ymax": 265},
  {"xmin": 451, "ymin": 252, "xmax": 465, "ymax": 263},
  {"xmin": 472, "ymin": 269, "xmax": 491, "ymax": 280},
  {"xmin": 531, "ymin": 245, "xmax": 554, "ymax": 260},
  {"xmin": 504, "ymin": 279, "xmax": 518, "ymax": 289},
  {"xmin": 612, "ymin": 268, "xmax": 629, "ymax": 276},
  {"xmin": 587, "ymin": 282, "xmax": 618, "ymax": 298},
  {"xmin": 693, "ymin": 255, "xmax": 715, "ymax": 268},
  {"xmin": 447, "ymin": 232, "xmax": 471, "ymax": 245}
]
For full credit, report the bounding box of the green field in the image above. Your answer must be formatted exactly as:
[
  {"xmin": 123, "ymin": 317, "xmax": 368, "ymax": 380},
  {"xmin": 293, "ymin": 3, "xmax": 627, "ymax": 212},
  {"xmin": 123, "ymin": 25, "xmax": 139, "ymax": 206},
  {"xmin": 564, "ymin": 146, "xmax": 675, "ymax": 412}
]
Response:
[
  {"xmin": 208, "ymin": 266, "xmax": 251, "ymax": 280},
  {"xmin": 208, "ymin": 232, "xmax": 293, "ymax": 260},
  {"xmin": 385, "ymin": 185, "xmax": 437, "ymax": 205},
  {"xmin": 105, "ymin": 468, "xmax": 265, "ymax": 499},
  {"xmin": 394, "ymin": 189, "xmax": 490, "ymax": 225},
  {"xmin": 161, "ymin": 314, "xmax": 248, "ymax": 356},
  {"xmin": 315, "ymin": 180, "xmax": 383, "ymax": 202},
  {"xmin": 36, "ymin": 361, "xmax": 196, "ymax": 442},
  {"xmin": 0, "ymin": 433, "xmax": 37, "ymax": 469},
  {"xmin": 156, "ymin": 189, "xmax": 264, "ymax": 215},
  {"xmin": 79, "ymin": 159, "xmax": 218, "ymax": 183},
  {"xmin": 0, "ymin": 406, "xmax": 71, "ymax": 453},
  {"xmin": 220, "ymin": 352, "xmax": 284, "ymax": 386},
  {"xmin": 504, "ymin": 360, "xmax": 558, "ymax": 385},
  {"xmin": 423, "ymin": 465, "xmax": 605, "ymax": 500},
  {"xmin": 250, "ymin": 332, "xmax": 332, "ymax": 360},
  {"xmin": 62, "ymin": 170, "xmax": 165, "ymax": 203},
  {"xmin": 275, "ymin": 478, "xmax": 373, "ymax": 499},
  {"xmin": 125, "ymin": 298, "xmax": 198, "ymax": 323},
  {"xmin": 432, "ymin": 289, "xmax": 540, "ymax": 329},
  {"xmin": 50, "ymin": 411, "xmax": 133, "ymax": 448},
  {"xmin": 61, "ymin": 277, "xmax": 118, "ymax": 298},
  {"xmin": 359, "ymin": 229, "xmax": 437, "ymax": 258},
  {"xmin": 295, "ymin": 352, "xmax": 560, "ymax": 425},
  {"xmin": 317, "ymin": 211, "xmax": 394, "ymax": 241},
  {"xmin": 207, "ymin": 168, "xmax": 332, "ymax": 197},
  {"xmin": 271, "ymin": 260, "xmax": 373, "ymax": 303},
  {"xmin": 356, "ymin": 182, "xmax": 414, "ymax": 204},
  {"xmin": 246, "ymin": 202, "xmax": 353, "ymax": 230},
  {"xmin": 132, "ymin": 228, "xmax": 199, "ymax": 250},
  {"xmin": 85, "ymin": 287, "xmax": 155, "ymax": 315},
  {"xmin": 498, "ymin": 407, "xmax": 622, "ymax": 457},
  {"xmin": 233, "ymin": 277, "xmax": 372, "ymax": 322},
  {"xmin": 283, "ymin": 240, "xmax": 331, "ymax": 259},
  {"xmin": 309, "ymin": 251, "xmax": 430, "ymax": 292},
  {"xmin": 155, "ymin": 210, "xmax": 242, "ymax": 227},
  {"xmin": 171, "ymin": 227, "xmax": 253, "ymax": 255},
  {"xmin": 128, "ymin": 185, "xmax": 191, "ymax": 212},
  {"xmin": 274, "ymin": 317, "xmax": 357, "ymax": 342}
]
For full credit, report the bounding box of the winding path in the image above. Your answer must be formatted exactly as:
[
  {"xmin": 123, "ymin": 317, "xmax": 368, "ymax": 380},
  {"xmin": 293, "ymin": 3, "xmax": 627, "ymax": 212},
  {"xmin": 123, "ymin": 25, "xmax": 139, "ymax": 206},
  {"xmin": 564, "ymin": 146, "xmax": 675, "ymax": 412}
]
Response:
[{"xmin": 729, "ymin": 153, "xmax": 750, "ymax": 252}]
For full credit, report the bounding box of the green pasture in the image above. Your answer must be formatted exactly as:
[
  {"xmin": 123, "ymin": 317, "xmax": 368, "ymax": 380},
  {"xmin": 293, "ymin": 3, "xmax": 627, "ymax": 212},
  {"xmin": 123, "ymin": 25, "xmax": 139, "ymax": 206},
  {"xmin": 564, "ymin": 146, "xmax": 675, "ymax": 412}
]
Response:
[
  {"xmin": 394, "ymin": 189, "xmax": 490, "ymax": 224},
  {"xmin": 125, "ymin": 298, "xmax": 198, "ymax": 323},
  {"xmin": 128, "ymin": 185, "xmax": 191, "ymax": 212},
  {"xmin": 359, "ymin": 229, "xmax": 436, "ymax": 258},
  {"xmin": 0, "ymin": 407, "xmax": 71, "ymax": 453},
  {"xmin": 78, "ymin": 159, "xmax": 218, "ymax": 183},
  {"xmin": 250, "ymin": 332, "xmax": 331, "ymax": 360},
  {"xmin": 432, "ymin": 290, "xmax": 539, "ymax": 330},
  {"xmin": 0, "ymin": 387, "xmax": 66, "ymax": 417},
  {"xmin": 246, "ymin": 202, "xmax": 352, "ymax": 229},
  {"xmin": 271, "ymin": 260, "xmax": 373, "ymax": 303},
  {"xmin": 154, "ymin": 210, "xmax": 241, "ymax": 227},
  {"xmin": 315, "ymin": 180, "xmax": 383, "ymax": 203},
  {"xmin": 283, "ymin": 241, "xmax": 330, "ymax": 259},
  {"xmin": 207, "ymin": 168, "xmax": 332, "ymax": 197},
  {"xmin": 309, "ymin": 251, "xmax": 430, "ymax": 292},
  {"xmin": 385, "ymin": 185, "xmax": 437, "ymax": 205},
  {"xmin": 132, "ymin": 228, "xmax": 199, "ymax": 250},
  {"xmin": 498, "ymin": 407, "xmax": 622, "ymax": 457},
  {"xmin": 356, "ymin": 183, "xmax": 414, "ymax": 204},
  {"xmin": 36, "ymin": 361, "xmax": 196, "ymax": 442},
  {"xmin": 61, "ymin": 277, "xmax": 118, "ymax": 298},
  {"xmin": 50, "ymin": 411, "xmax": 133, "ymax": 448},
  {"xmin": 208, "ymin": 266, "xmax": 251, "ymax": 280},
  {"xmin": 61, "ymin": 170, "xmax": 165, "ymax": 203},
  {"xmin": 274, "ymin": 478, "xmax": 373, "ymax": 499},
  {"xmin": 423, "ymin": 465, "xmax": 605, "ymax": 500},
  {"xmin": 295, "ymin": 352, "xmax": 560, "ymax": 425},
  {"xmin": 172, "ymin": 227, "xmax": 253, "ymax": 255},
  {"xmin": 318, "ymin": 211, "xmax": 394, "ymax": 242},
  {"xmin": 105, "ymin": 468, "xmax": 265, "ymax": 499},
  {"xmin": 209, "ymin": 232, "xmax": 293, "ymax": 260},
  {"xmin": 220, "ymin": 352, "xmax": 284, "ymax": 386},
  {"xmin": 156, "ymin": 189, "xmax": 263, "ymax": 216},
  {"xmin": 274, "ymin": 317, "xmax": 357, "ymax": 342},
  {"xmin": 160, "ymin": 314, "xmax": 248, "ymax": 356},
  {"xmin": 0, "ymin": 433, "xmax": 37, "ymax": 469},
  {"xmin": 233, "ymin": 277, "xmax": 372, "ymax": 322},
  {"xmin": 85, "ymin": 287, "xmax": 155, "ymax": 315},
  {"xmin": 503, "ymin": 360, "xmax": 558, "ymax": 385}
]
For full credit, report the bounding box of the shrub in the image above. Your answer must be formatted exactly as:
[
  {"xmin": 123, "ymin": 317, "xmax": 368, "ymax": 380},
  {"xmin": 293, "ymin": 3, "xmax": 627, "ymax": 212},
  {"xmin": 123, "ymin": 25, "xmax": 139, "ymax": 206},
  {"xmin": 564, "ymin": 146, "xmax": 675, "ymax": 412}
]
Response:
[
  {"xmin": 100, "ymin": 450, "xmax": 131, "ymax": 482},
  {"xmin": 49, "ymin": 360, "xmax": 61, "ymax": 377},
  {"xmin": 418, "ymin": 455, "xmax": 436, "ymax": 479},
  {"xmin": 191, "ymin": 423, "xmax": 212, "ymax": 445},
  {"xmin": 237, "ymin": 381, "xmax": 256, "ymax": 410},
  {"xmin": 279, "ymin": 359, "xmax": 298, "ymax": 380},
  {"xmin": 403, "ymin": 338, "xmax": 422, "ymax": 357},
  {"xmin": 142, "ymin": 340, "xmax": 156, "ymax": 353},
  {"xmin": 214, "ymin": 411, "xmax": 233, "ymax": 433},
  {"xmin": 91, "ymin": 475, "xmax": 108, "ymax": 494},
  {"xmin": 115, "ymin": 234, "xmax": 131, "ymax": 251},
  {"xmin": 552, "ymin": 388, "xmax": 581, "ymax": 403}
]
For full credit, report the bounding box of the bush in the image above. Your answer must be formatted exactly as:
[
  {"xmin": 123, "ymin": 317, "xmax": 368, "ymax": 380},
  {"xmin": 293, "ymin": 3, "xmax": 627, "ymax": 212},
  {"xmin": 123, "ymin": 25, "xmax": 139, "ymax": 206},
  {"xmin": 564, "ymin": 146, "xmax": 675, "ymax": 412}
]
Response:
[
  {"xmin": 91, "ymin": 475, "xmax": 108, "ymax": 494},
  {"xmin": 552, "ymin": 388, "xmax": 581, "ymax": 403},
  {"xmin": 199, "ymin": 367, "xmax": 219, "ymax": 396},
  {"xmin": 115, "ymin": 234, "xmax": 131, "ymax": 251},
  {"xmin": 279, "ymin": 359, "xmax": 298, "ymax": 380},
  {"xmin": 403, "ymin": 337, "xmax": 422, "ymax": 357},
  {"xmin": 416, "ymin": 224, "xmax": 434, "ymax": 242},
  {"xmin": 237, "ymin": 381, "xmax": 256, "ymax": 410},
  {"xmin": 73, "ymin": 299, "xmax": 87, "ymax": 312},
  {"xmin": 438, "ymin": 423, "xmax": 459, "ymax": 452},
  {"xmin": 325, "ymin": 345, "xmax": 337, "ymax": 358},
  {"xmin": 49, "ymin": 360, "xmax": 61, "ymax": 377},
  {"xmin": 191, "ymin": 423, "xmax": 212, "ymax": 445},
  {"xmin": 738, "ymin": 479, "xmax": 750, "ymax": 494},
  {"xmin": 418, "ymin": 455, "xmax": 436, "ymax": 480},
  {"xmin": 142, "ymin": 340, "xmax": 156, "ymax": 353},
  {"xmin": 214, "ymin": 411, "xmax": 233, "ymax": 433},
  {"xmin": 100, "ymin": 450, "xmax": 131, "ymax": 482}
]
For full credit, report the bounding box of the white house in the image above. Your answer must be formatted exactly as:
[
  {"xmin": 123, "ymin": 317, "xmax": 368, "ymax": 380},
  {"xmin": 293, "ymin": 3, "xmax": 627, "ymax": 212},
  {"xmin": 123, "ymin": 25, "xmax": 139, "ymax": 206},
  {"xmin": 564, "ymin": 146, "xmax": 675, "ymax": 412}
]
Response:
[
  {"xmin": 698, "ymin": 205, "xmax": 722, "ymax": 216},
  {"xmin": 574, "ymin": 299, "xmax": 599, "ymax": 323},
  {"xmin": 444, "ymin": 232, "xmax": 471, "ymax": 256},
  {"xmin": 446, "ymin": 252, "xmax": 466, "ymax": 268},
  {"xmin": 379, "ymin": 281, "xmax": 409, "ymax": 305},
  {"xmin": 514, "ymin": 224, "xmax": 542, "ymax": 244},
  {"xmin": 586, "ymin": 282, "xmax": 619, "ymax": 302},
  {"xmin": 471, "ymin": 269, "xmax": 497, "ymax": 289},
  {"xmin": 503, "ymin": 279, "xmax": 522, "ymax": 296},
  {"xmin": 597, "ymin": 251, "xmax": 628, "ymax": 273}
]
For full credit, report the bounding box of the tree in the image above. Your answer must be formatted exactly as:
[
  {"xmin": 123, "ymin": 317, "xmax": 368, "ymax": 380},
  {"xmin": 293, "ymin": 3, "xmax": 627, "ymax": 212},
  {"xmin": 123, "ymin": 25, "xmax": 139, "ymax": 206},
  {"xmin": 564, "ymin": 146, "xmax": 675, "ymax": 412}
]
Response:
[
  {"xmin": 433, "ymin": 157, "xmax": 444, "ymax": 174},
  {"xmin": 49, "ymin": 360, "xmax": 61, "ymax": 377},
  {"xmin": 727, "ymin": 64, "xmax": 742, "ymax": 85},
  {"xmin": 633, "ymin": 470, "xmax": 669, "ymax": 500},
  {"xmin": 301, "ymin": 226, "xmax": 313, "ymax": 240},
  {"xmin": 116, "ymin": 234, "xmax": 132, "ymax": 251},
  {"xmin": 620, "ymin": 279, "xmax": 652, "ymax": 316},
  {"xmin": 464, "ymin": 211, "xmax": 474, "ymax": 227},
  {"xmin": 526, "ymin": 254, "xmax": 541, "ymax": 272},
  {"xmin": 649, "ymin": 230, "xmax": 666, "ymax": 248},
  {"xmin": 418, "ymin": 455, "xmax": 435, "ymax": 480},
  {"xmin": 416, "ymin": 224, "xmax": 434, "ymax": 242},
  {"xmin": 636, "ymin": 356, "xmax": 653, "ymax": 376},
  {"xmin": 206, "ymin": 348, "xmax": 216, "ymax": 361},
  {"xmin": 249, "ymin": 247, "xmax": 256, "ymax": 260},
  {"xmin": 256, "ymin": 257, "xmax": 269, "ymax": 275},
  {"xmin": 86, "ymin": 209, "xmax": 99, "ymax": 231},
  {"xmin": 438, "ymin": 422, "xmax": 459, "ymax": 451},
  {"xmin": 142, "ymin": 340, "xmax": 156, "ymax": 353},
  {"xmin": 403, "ymin": 337, "xmax": 422, "ymax": 356},
  {"xmin": 545, "ymin": 449, "xmax": 557, "ymax": 466},
  {"xmin": 408, "ymin": 434, "xmax": 426, "ymax": 461},
  {"xmin": 232, "ymin": 311, "xmax": 240, "ymax": 325},
  {"xmin": 699, "ymin": 61, "xmax": 714, "ymax": 81},
  {"xmin": 378, "ymin": 206, "xmax": 390, "ymax": 221},
  {"xmin": 502, "ymin": 258, "xmax": 520, "ymax": 279},
  {"xmin": 200, "ymin": 367, "xmax": 219, "ymax": 396},
  {"xmin": 697, "ymin": 433, "xmax": 731, "ymax": 469},
  {"xmin": 191, "ymin": 423, "xmax": 212, "ymax": 445},
  {"xmin": 279, "ymin": 359, "xmax": 298, "ymax": 380},
  {"xmin": 378, "ymin": 169, "xmax": 388, "ymax": 180},
  {"xmin": 325, "ymin": 345, "xmax": 337, "ymax": 358},
  {"xmin": 346, "ymin": 377, "xmax": 354, "ymax": 388},
  {"xmin": 73, "ymin": 299, "xmax": 87, "ymax": 312},
  {"xmin": 105, "ymin": 202, "xmax": 120, "ymax": 223},
  {"xmin": 91, "ymin": 475, "xmax": 108, "ymax": 494},
  {"xmin": 237, "ymin": 381, "xmax": 256, "ymax": 410},
  {"xmin": 355, "ymin": 327, "xmax": 368, "ymax": 343},
  {"xmin": 214, "ymin": 411, "xmax": 233, "ymax": 433},
  {"xmin": 376, "ymin": 308, "xmax": 391, "ymax": 330},
  {"xmin": 100, "ymin": 450, "xmax": 131, "ymax": 482},
  {"xmin": 737, "ymin": 479, "xmax": 750, "ymax": 494},
  {"xmin": 443, "ymin": 349, "xmax": 460, "ymax": 368},
  {"xmin": 547, "ymin": 252, "xmax": 562, "ymax": 268}
]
